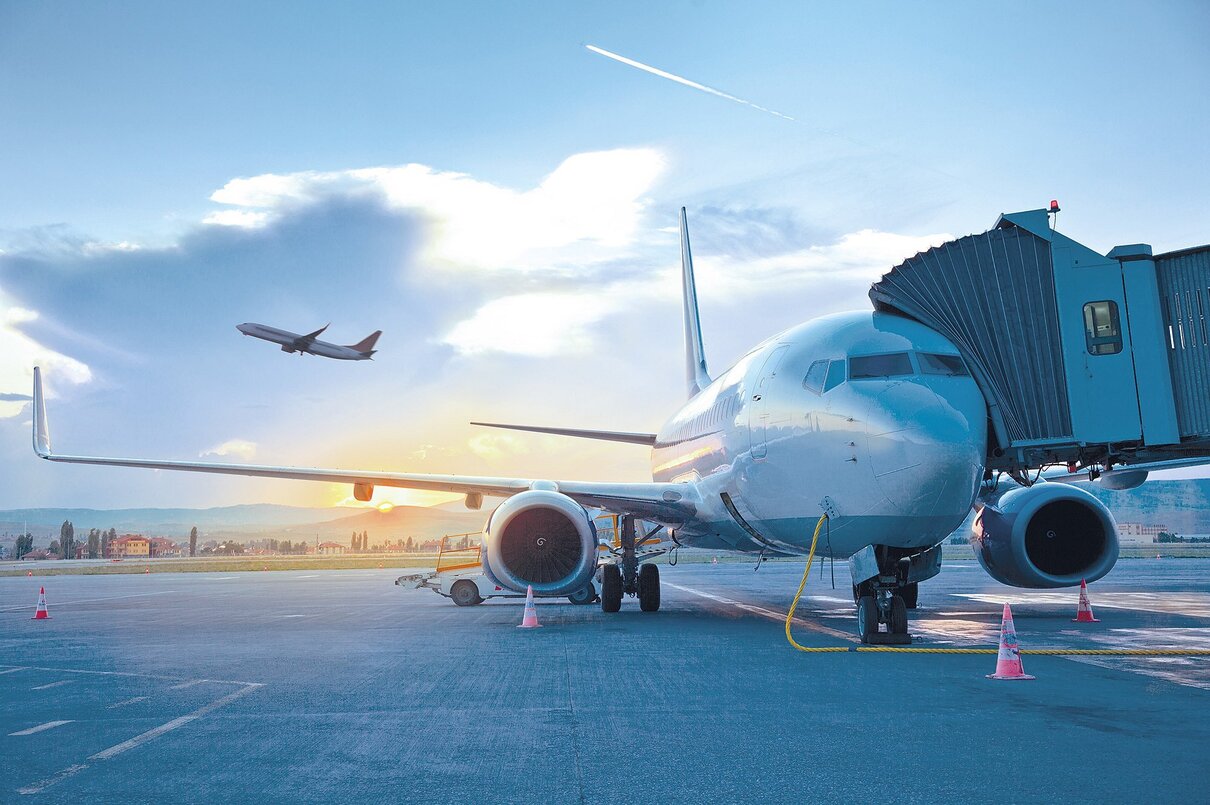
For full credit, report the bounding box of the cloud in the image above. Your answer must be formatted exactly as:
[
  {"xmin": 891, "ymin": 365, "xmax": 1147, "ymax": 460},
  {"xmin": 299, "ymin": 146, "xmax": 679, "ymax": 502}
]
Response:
[
  {"xmin": 200, "ymin": 439, "xmax": 258, "ymax": 460},
  {"xmin": 467, "ymin": 432, "xmax": 529, "ymax": 462},
  {"xmin": 203, "ymin": 148, "xmax": 666, "ymax": 273},
  {"xmin": 443, "ymin": 292, "xmax": 621, "ymax": 356},
  {"xmin": 0, "ymin": 296, "xmax": 92, "ymax": 419}
]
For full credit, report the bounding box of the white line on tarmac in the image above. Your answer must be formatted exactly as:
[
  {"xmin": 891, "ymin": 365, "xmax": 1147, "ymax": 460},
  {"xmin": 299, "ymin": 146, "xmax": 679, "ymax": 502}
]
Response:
[
  {"xmin": 0, "ymin": 666, "xmax": 28, "ymax": 674},
  {"xmin": 169, "ymin": 679, "xmax": 206, "ymax": 690},
  {"xmin": 9, "ymin": 720, "xmax": 73, "ymax": 736},
  {"xmin": 5, "ymin": 665, "xmax": 264, "ymax": 686},
  {"xmin": 296, "ymin": 574, "xmax": 319, "ymax": 579},
  {"xmin": 19, "ymin": 684, "xmax": 263, "ymax": 795},
  {"xmin": 665, "ymin": 582, "xmax": 856, "ymax": 641},
  {"xmin": 31, "ymin": 680, "xmax": 73, "ymax": 690},
  {"xmin": 207, "ymin": 576, "xmax": 237, "ymax": 580},
  {"xmin": 107, "ymin": 697, "xmax": 148, "ymax": 709},
  {"xmin": 0, "ymin": 591, "xmax": 177, "ymax": 612}
]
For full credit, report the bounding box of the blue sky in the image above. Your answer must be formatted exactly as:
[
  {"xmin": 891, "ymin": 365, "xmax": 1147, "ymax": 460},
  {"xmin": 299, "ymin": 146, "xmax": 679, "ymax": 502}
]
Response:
[{"xmin": 1, "ymin": 1, "xmax": 1208, "ymax": 508}]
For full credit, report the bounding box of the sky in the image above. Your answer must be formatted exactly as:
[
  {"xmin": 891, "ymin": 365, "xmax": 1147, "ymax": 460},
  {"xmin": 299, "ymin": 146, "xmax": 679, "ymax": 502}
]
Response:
[{"xmin": 1, "ymin": 1, "xmax": 1208, "ymax": 509}]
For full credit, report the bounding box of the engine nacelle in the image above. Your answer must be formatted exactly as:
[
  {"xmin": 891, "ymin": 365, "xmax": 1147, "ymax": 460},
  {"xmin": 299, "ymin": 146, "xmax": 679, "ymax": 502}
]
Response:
[
  {"xmin": 480, "ymin": 490, "xmax": 598, "ymax": 596},
  {"xmin": 970, "ymin": 483, "xmax": 1119, "ymax": 588}
]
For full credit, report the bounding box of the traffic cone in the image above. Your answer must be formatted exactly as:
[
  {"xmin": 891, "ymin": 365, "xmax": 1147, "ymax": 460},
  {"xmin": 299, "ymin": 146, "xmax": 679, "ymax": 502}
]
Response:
[
  {"xmin": 517, "ymin": 585, "xmax": 541, "ymax": 629},
  {"xmin": 1072, "ymin": 579, "xmax": 1100, "ymax": 622},
  {"xmin": 144, "ymin": 567, "xmax": 150, "ymax": 574},
  {"xmin": 31, "ymin": 587, "xmax": 51, "ymax": 620},
  {"xmin": 27, "ymin": 570, "xmax": 32, "ymax": 577},
  {"xmin": 986, "ymin": 603, "xmax": 1034, "ymax": 680}
]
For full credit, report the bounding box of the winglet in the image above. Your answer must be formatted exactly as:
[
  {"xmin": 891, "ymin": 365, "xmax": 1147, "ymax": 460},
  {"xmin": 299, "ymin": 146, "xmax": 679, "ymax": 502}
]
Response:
[
  {"xmin": 32, "ymin": 366, "xmax": 52, "ymax": 458},
  {"xmin": 680, "ymin": 208, "xmax": 711, "ymax": 398}
]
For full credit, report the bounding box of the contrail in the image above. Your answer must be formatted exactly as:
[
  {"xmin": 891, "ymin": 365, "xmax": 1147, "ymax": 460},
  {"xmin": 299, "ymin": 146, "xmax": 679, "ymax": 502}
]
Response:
[{"xmin": 586, "ymin": 44, "xmax": 794, "ymax": 121}]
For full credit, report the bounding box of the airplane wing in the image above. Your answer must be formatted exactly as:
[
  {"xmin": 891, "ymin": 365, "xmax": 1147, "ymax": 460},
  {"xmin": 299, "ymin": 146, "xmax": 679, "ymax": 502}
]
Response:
[
  {"xmin": 30, "ymin": 368, "xmax": 696, "ymax": 523},
  {"xmin": 298, "ymin": 324, "xmax": 329, "ymax": 342},
  {"xmin": 470, "ymin": 421, "xmax": 658, "ymax": 446},
  {"xmin": 1043, "ymin": 456, "xmax": 1210, "ymax": 485}
]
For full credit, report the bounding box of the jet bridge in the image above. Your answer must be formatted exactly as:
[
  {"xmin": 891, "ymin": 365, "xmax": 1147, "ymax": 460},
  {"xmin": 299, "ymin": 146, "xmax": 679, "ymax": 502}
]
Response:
[{"xmin": 870, "ymin": 208, "xmax": 1210, "ymax": 475}]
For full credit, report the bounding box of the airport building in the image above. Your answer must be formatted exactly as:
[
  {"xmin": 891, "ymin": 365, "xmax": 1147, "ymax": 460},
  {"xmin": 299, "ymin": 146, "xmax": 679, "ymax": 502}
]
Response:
[
  {"xmin": 1117, "ymin": 522, "xmax": 1168, "ymax": 545},
  {"xmin": 109, "ymin": 535, "xmax": 150, "ymax": 558},
  {"xmin": 317, "ymin": 541, "xmax": 346, "ymax": 555}
]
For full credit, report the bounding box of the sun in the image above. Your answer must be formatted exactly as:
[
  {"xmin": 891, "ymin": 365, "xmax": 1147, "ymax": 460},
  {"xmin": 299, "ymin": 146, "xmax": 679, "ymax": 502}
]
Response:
[{"xmin": 376, "ymin": 502, "xmax": 395, "ymax": 513}]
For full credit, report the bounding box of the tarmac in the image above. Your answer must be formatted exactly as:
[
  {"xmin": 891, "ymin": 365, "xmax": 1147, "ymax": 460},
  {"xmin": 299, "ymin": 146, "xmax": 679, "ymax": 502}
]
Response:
[{"xmin": 2, "ymin": 559, "xmax": 1209, "ymax": 803}]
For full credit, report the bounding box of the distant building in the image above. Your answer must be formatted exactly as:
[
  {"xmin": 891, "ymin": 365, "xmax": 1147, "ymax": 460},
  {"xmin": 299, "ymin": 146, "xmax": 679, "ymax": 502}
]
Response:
[
  {"xmin": 1117, "ymin": 522, "xmax": 1167, "ymax": 545},
  {"xmin": 317, "ymin": 541, "xmax": 346, "ymax": 555},
  {"xmin": 148, "ymin": 538, "xmax": 181, "ymax": 558},
  {"xmin": 110, "ymin": 535, "xmax": 150, "ymax": 558}
]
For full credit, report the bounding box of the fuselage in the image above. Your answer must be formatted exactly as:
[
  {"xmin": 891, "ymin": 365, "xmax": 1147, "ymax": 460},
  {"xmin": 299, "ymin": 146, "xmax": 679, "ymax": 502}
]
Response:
[
  {"xmin": 650, "ymin": 310, "xmax": 987, "ymax": 559},
  {"xmin": 236, "ymin": 323, "xmax": 368, "ymax": 361}
]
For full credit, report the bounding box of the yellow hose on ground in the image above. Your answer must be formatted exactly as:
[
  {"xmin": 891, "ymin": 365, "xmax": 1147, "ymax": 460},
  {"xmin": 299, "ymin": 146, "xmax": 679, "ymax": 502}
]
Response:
[{"xmin": 785, "ymin": 514, "xmax": 1210, "ymax": 656}]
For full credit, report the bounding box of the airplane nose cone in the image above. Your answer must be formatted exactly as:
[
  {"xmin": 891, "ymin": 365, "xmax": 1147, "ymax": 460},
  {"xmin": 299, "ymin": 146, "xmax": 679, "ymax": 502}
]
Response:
[{"xmin": 865, "ymin": 383, "xmax": 982, "ymax": 516}]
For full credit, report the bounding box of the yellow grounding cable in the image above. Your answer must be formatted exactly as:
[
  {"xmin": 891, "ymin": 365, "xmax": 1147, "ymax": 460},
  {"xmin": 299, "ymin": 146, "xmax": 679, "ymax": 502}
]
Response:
[{"xmin": 785, "ymin": 514, "xmax": 1210, "ymax": 656}]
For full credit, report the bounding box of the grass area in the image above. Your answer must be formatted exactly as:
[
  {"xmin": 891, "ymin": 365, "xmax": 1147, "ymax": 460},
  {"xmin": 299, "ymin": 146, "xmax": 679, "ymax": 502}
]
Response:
[
  {"xmin": 0, "ymin": 554, "xmax": 442, "ymax": 577},
  {"xmin": 7, "ymin": 544, "xmax": 1209, "ymax": 577}
]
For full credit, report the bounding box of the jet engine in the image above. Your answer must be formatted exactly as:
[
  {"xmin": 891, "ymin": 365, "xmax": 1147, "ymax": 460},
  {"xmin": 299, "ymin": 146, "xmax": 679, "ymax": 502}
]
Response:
[
  {"xmin": 481, "ymin": 490, "xmax": 598, "ymax": 596},
  {"xmin": 970, "ymin": 483, "xmax": 1119, "ymax": 588}
]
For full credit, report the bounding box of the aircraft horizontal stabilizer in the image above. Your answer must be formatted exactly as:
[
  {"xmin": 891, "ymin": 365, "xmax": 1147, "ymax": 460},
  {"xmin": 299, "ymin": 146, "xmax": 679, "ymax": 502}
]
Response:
[{"xmin": 470, "ymin": 422, "xmax": 657, "ymax": 446}]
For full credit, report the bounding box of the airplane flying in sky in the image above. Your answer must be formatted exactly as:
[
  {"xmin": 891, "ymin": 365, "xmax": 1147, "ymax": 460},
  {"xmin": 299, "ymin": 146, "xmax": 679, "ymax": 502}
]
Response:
[
  {"xmin": 31, "ymin": 208, "xmax": 1210, "ymax": 642},
  {"xmin": 236, "ymin": 322, "xmax": 381, "ymax": 360}
]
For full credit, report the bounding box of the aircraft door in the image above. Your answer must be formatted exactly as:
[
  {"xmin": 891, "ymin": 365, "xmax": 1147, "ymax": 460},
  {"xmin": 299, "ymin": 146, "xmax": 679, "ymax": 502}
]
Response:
[{"xmin": 749, "ymin": 345, "xmax": 789, "ymax": 461}]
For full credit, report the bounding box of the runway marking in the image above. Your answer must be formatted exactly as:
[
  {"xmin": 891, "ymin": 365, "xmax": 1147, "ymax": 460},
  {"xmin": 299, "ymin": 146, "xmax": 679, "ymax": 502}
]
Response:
[
  {"xmin": 296, "ymin": 575, "xmax": 320, "ymax": 579},
  {"xmin": 0, "ymin": 666, "xmax": 28, "ymax": 674},
  {"xmin": 274, "ymin": 614, "xmax": 307, "ymax": 619},
  {"xmin": 9, "ymin": 720, "xmax": 73, "ymax": 736},
  {"xmin": 32, "ymin": 680, "xmax": 73, "ymax": 690},
  {"xmin": 2, "ymin": 664, "xmax": 264, "ymax": 686},
  {"xmin": 107, "ymin": 696, "xmax": 148, "ymax": 709},
  {"xmin": 957, "ymin": 592, "xmax": 1210, "ymax": 618},
  {"xmin": 169, "ymin": 679, "xmax": 206, "ymax": 690},
  {"xmin": 208, "ymin": 577, "xmax": 237, "ymax": 580},
  {"xmin": 665, "ymin": 582, "xmax": 855, "ymax": 641},
  {"xmin": 19, "ymin": 683, "xmax": 263, "ymax": 795},
  {"xmin": 0, "ymin": 591, "xmax": 177, "ymax": 612}
]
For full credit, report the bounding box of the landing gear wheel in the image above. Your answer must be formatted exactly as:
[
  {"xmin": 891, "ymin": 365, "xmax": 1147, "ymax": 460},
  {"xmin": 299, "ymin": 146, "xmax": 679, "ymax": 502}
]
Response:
[
  {"xmin": 856, "ymin": 596, "xmax": 878, "ymax": 643},
  {"xmin": 901, "ymin": 582, "xmax": 919, "ymax": 610},
  {"xmin": 601, "ymin": 565, "xmax": 623, "ymax": 613},
  {"xmin": 637, "ymin": 564, "xmax": 660, "ymax": 612},
  {"xmin": 450, "ymin": 579, "xmax": 483, "ymax": 607},
  {"xmin": 567, "ymin": 585, "xmax": 598, "ymax": 605},
  {"xmin": 889, "ymin": 595, "xmax": 908, "ymax": 635}
]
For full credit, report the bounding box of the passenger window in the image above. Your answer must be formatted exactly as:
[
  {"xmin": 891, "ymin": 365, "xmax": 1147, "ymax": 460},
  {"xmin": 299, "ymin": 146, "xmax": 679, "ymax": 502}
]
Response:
[
  {"xmin": 849, "ymin": 352, "xmax": 913, "ymax": 379},
  {"xmin": 1083, "ymin": 301, "xmax": 1122, "ymax": 355},
  {"xmin": 802, "ymin": 360, "xmax": 829, "ymax": 394},
  {"xmin": 918, "ymin": 352, "xmax": 969, "ymax": 376}
]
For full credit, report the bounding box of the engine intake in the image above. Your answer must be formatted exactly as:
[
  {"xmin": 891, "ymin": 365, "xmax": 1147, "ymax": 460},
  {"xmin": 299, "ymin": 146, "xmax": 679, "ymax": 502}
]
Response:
[
  {"xmin": 970, "ymin": 483, "xmax": 1118, "ymax": 588},
  {"xmin": 481, "ymin": 490, "xmax": 598, "ymax": 596}
]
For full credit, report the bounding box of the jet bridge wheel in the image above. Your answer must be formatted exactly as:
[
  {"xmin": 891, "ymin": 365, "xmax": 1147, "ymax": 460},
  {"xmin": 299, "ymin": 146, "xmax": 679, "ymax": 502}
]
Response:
[
  {"xmin": 637, "ymin": 564, "xmax": 660, "ymax": 612},
  {"xmin": 450, "ymin": 579, "xmax": 483, "ymax": 607},
  {"xmin": 601, "ymin": 565, "xmax": 623, "ymax": 613}
]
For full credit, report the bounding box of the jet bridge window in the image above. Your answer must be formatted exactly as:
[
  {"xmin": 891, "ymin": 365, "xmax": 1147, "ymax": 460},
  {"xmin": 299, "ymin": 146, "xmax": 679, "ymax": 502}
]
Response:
[
  {"xmin": 917, "ymin": 352, "xmax": 969, "ymax": 376},
  {"xmin": 849, "ymin": 352, "xmax": 914, "ymax": 379},
  {"xmin": 1083, "ymin": 301, "xmax": 1122, "ymax": 355}
]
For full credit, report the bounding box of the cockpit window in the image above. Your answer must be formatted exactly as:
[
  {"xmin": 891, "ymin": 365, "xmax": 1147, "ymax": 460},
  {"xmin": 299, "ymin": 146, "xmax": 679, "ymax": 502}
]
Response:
[
  {"xmin": 849, "ymin": 352, "xmax": 913, "ymax": 379},
  {"xmin": 917, "ymin": 352, "xmax": 969, "ymax": 376},
  {"xmin": 802, "ymin": 360, "xmax": 829, "ymax": 394},
  {"xmin": 824, "ymin": 360, "xmax": 845, "ymax": 391}
]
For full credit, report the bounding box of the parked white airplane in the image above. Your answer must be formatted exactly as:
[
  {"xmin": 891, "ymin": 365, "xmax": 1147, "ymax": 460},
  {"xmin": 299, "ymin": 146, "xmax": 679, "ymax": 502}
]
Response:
[
  {"xmin": 32, "ymin": 209, "xmax": 1196, "ymax": 641},
  {"xmin": 237, "ymin": 322, "xmax": 381, "ymax": 360}
]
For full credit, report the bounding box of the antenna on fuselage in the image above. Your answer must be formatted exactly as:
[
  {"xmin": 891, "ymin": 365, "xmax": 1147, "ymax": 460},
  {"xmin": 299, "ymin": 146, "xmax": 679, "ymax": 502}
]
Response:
[{"xmin": 680, "ymin": 207, "xmax": 712, "ymax": 398}]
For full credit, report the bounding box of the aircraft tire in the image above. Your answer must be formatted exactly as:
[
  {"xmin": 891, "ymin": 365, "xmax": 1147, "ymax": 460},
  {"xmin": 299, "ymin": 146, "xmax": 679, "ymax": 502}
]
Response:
[
  {"xmin": 637, "ymin": 564, "xmax": 660, "ymax": 612},
  {"xmin": 856, "ymin": 596, "xmax": 878, "ymax": 643},
  {"xmin": 889, "ymin": 595, "xmax": 908, "ymax": 634},
  {"xmin": 567, "ymin": 585, "xmax": 598, "ymax": 605},
  {"xmin": 601, "ymin": 565, "xmax": 623, "ymax": 613},
  {"xmin": 901, "ymin": 582, "xmax": 919, "ymax": 609},
  {"xmin": 450, "ymin": 579, "xmax": 483, "ymax": 607}
]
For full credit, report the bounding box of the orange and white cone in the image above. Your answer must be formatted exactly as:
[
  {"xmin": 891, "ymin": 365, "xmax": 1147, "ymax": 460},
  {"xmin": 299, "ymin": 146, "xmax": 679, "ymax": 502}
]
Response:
[
  {"xmin": 31, "ymin": 586, "xmax": 51, "ymax": 620},
  {"xmin": 986, "ymin": 603, "xmax": 1034, "ymax": 680},
  {"xmin": 1072, "ymin": 579, "xmax": 1100, "ymax": 623},
  {"xmin": 517, "ymin": 585, "xmax": 541, "ymax": 629}
]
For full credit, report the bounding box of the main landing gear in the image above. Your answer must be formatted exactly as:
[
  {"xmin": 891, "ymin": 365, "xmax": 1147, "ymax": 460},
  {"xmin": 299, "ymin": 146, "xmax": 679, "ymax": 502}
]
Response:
[
  {"xmin": 851, "ymin": 551, "xmax": 922, "ymax": 645},
  {"xmin": 600, "ymin": 515, "xmax": 660, "ymax": 613}
]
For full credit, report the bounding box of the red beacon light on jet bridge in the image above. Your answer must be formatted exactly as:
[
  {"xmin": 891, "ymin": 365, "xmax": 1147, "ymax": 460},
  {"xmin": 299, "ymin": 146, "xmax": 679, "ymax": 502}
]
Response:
[{"xmin": 1049, "ymin": 199, "xmax": 1061, "ymax": 213}]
